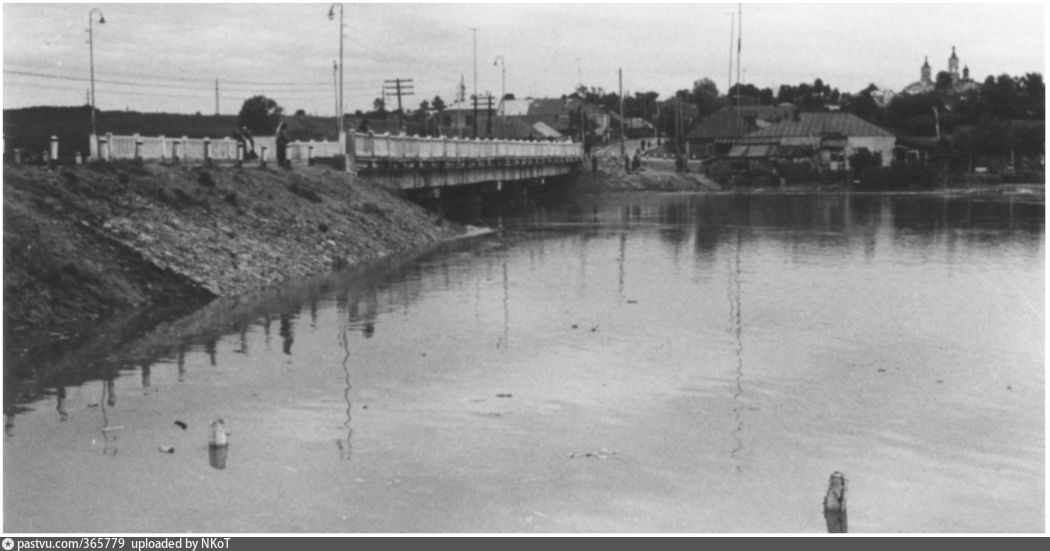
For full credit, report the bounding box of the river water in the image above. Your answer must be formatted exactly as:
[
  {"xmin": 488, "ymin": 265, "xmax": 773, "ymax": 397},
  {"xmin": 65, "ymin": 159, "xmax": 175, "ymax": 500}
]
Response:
[{"xmin": 3, "ymin": 191, "xmax": 1044, "ymax": 533}]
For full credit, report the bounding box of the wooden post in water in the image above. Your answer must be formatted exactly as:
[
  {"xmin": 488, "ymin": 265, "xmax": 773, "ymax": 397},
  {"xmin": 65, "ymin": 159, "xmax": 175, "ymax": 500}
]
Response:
[
  {"xmin": 824, "ymin": 471, "xmax": 848, "ymax": 533},
  {"xmin": 209, "ymin": 419, "xmax": 228, "ymax": 470}
]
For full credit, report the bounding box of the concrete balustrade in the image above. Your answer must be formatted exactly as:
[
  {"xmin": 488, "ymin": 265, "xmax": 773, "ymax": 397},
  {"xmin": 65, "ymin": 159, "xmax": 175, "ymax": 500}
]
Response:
[{"xmin": 76, "ymin": 131, "xmax": 583, "ymax": 168}]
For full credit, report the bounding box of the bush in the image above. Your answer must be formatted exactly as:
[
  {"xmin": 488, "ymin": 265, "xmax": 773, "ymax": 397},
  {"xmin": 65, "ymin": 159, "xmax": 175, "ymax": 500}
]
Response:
[{"xmin": 197, "ymin": 170, "xmax": 216, "ymax": 188}]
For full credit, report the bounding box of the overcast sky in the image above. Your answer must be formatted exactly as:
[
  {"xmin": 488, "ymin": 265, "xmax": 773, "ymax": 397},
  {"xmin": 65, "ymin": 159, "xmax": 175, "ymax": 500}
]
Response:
[{"xmin": 2, "ymin": 2, "xmax": 1045, "ymax": 117}]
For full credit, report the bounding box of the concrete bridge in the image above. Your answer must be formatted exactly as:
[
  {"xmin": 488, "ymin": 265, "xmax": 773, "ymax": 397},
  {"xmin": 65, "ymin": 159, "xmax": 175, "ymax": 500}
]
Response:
[
  {"xmin": 350, "ymin": 132, "xmax": 584, "ymax": 191},
  {"xmin": 87, "ymin": 131, "xmax": 585, "ymax": 192}
]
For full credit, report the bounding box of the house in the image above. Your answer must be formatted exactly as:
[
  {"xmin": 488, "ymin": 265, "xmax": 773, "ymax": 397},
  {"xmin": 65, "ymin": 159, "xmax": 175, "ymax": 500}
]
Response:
[
  {"xmin": 437, "ymin": 99, "xmax": 495, "ymax": 138},
  {"xmin": 727, "ymin": 111, "xmax": 896, "ymax": 170},
  {"xmin": 685, "ymin": 104, "xmax": 796, "ymax": 159},
  {"xmin": 607, "ymin": 112, "xmax": 656, "ymax": 139}
]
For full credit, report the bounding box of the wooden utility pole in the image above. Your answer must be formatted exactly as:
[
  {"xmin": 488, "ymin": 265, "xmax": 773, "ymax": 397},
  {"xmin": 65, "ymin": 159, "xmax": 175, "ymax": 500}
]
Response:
[
  {"xmin": 215, "ymin": 79, "xmax": 219, "ymax": 116},
  {"xmin": 736, "ymin": 3, "xmax": 742, "ymax": 135},
  {"xmin": 619, "ymin": 68, "xmax": 625, "ymax": 160},
  {"xmin": 384, "ymin": 79, "xmax": 415, "ymax": 133}
]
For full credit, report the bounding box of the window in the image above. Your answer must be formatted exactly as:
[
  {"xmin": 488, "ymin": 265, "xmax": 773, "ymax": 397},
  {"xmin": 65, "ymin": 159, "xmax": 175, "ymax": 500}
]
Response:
[{"xmin": 442, "ymin": 115, "xmax": 452, "ymax": 127}]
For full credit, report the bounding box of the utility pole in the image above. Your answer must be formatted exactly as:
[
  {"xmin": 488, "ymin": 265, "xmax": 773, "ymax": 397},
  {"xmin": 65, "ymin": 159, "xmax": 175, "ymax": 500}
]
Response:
[
  {"xmin": 384, "ymin": 79, "xmax": 415, "ymax": 133},
  {"xmin": 471, "ymin": 28, "xmax": 479, "ymax": 138},
  {"xmin": 736, "ymin": 3, "xmax": 742, "ymax": 135},
  {"xmin": 619, "ymin": 68, "xmax": 625, "ymax": 160},
  {"xmin": 472, "ymin": 93, "xmax": 494, "ymax": 138},
  {"xmin": 334, "ymin": 61, "xmax": 339, "ymax": 119},
  {"xmin": 215, "ymin": 79, "xmax": 219, "ymax": 116},
  {"xmin": 726, "ymin": 12, "xmax": 735, "ymax": 98}
]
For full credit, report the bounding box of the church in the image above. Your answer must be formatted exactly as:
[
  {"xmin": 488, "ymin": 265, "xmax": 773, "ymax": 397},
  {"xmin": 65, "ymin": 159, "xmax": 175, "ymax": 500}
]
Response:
[{"xmin": 901, "ymin": 47, "xmax": 979, "ymax": 95}]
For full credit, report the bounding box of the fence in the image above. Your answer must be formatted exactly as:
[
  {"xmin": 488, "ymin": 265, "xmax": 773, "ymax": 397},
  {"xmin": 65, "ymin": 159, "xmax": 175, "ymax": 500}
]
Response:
[{"xmin": 84, "ymin": 132, "xmax": 582, "ymax": 164}]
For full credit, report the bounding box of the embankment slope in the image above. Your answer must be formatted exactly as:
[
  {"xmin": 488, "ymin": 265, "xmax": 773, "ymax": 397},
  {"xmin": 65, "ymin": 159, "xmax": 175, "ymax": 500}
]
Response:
[{"xmin": 3, "ymin": 162, "xmax": 459, "ymax": 333}]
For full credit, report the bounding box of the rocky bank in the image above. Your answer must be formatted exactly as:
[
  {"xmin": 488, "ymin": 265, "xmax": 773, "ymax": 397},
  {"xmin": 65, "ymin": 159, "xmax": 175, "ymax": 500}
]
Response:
[{"xmin": 3, "ymin": 162, "xmax": 463, "ymax": 334}]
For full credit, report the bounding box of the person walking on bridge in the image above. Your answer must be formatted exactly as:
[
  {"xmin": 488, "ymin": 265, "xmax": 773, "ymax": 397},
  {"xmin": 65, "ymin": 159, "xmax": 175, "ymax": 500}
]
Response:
[{"xmin": 275, "ymin": 122, "xmax": 290, "ymax": 168}]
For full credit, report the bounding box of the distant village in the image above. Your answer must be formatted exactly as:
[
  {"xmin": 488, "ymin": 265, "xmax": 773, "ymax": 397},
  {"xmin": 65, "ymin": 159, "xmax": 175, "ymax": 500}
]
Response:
[{"xmin": 331, "ymin": 46, "xmax": 1042, "ymax": 183}]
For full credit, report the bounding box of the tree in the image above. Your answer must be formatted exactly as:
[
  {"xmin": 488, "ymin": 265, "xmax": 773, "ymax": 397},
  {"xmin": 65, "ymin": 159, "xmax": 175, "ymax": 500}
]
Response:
[
  {"xmin": 431, "ymin": 96, "xmax": 446, "ymax": 112},
  {"xmin": 237, "ymin": 95, "xmax": 283, "ymax": 134},
  {"xmin": 373, "ymin": 97, "xmax": 386, "ymax": 113},
  {"xmin": 935, "ymin": 71, "xmax": 954, "ymax": 95},
  {"xmin": 294, "ymin": 109, "xmax": 306, "ymax": 116},
  {"xmin": 692, "ymin": 78, "xmax": 721, "ymax": 118},
  {"xmin": 502, "ymin": 93, "xmax": 516, "ymax": 101}
]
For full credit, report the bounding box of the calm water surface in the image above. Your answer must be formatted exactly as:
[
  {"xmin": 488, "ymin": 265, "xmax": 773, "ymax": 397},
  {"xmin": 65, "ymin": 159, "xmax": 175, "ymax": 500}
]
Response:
[{"xmin": 3, "ymin": 191, "xmax": 1044, "ymax": 533}]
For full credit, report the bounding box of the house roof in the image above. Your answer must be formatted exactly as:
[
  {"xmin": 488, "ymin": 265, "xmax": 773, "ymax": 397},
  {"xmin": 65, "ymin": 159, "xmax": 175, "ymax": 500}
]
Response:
[
  {"xmin": 500, "ymin": 99, "xmax": 532, "ymax": 117},
  {"xmin": 532, "ymin": 121, "xmax": 562, "ymax": 138},
  {"xmin": 737, "ymin": 112, "xmax": 894, "ymax": 142},
  {"xmin": 686, "ymin": 105, "xmax": 795, "ymax": 140},
  {"xmin": 527, "ymin": 98, "xmax": 571, "ymax": 117}
]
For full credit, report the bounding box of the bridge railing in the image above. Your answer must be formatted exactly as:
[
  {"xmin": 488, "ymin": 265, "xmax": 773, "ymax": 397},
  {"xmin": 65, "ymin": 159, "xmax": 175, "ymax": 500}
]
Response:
[
  {"xmin": 352, "ymin": 132, "xmax": 582, "ymax": 162},
  {"xmin": 87, "ymin": 131, "xmax": 583, "ymax": 164}
]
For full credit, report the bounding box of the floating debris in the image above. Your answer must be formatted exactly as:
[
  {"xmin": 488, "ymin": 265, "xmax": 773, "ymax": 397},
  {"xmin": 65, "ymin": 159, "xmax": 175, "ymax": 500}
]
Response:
[
  {"xmin": 174, "ymin": 421, "xmax": 188, "ymax": 430},
  {"xmin": 158, "ymin": 446, "xmax": 175, "ymax": 454},
  {"xmin": 876, "ymin": 369, "xmax": 886, "ymax": 373},
  {"xmin": 496, "ymin": 393, "xmax": 513, "ymax": 398},
  {"xmin": 568, "ymin": 447, "xmax": 615, "ymax": 460},
  {"xmin": 626, "ymin": 300, "xmax": 638, "ymax": 304}
]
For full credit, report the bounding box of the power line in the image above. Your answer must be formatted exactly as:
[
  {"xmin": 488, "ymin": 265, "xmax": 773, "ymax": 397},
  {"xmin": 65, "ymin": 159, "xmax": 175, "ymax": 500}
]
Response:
[{"xmin": 3, "ymin": 69, "xmax": 378, "ymax": 93}]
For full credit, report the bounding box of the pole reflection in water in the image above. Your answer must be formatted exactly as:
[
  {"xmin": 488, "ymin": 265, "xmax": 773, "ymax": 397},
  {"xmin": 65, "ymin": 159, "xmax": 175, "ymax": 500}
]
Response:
[
  {"xmin": 729, "ymin": 229, "xmax": 745, "ymax": 467},
  {"xmin": 177, "ymin": 348, "xmax": 186, "ymax": 382},
  {"xmin": 280, "ymin": 314, "xmax": 294, "ymax": 355},
  {"xmin": 497, "ymin": 260, "xmax": 509, "ymax": 349},
  {"xmin": 337, "ymin": 316, "xmax": 353, "ymax": 462},
  {"xmin": 100, "ymin": 380, "xmax": 119, "ymax": 457},
  {"xmin": 56, "ymin": 387, "xmax": 68, "ymax": 421}
]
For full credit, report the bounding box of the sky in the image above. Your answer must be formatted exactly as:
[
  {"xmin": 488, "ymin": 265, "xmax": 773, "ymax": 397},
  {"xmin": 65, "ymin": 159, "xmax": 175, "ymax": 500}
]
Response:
[{"xmin": 2, "ymin": 2, "xmax": 1045, "ymax": 117}]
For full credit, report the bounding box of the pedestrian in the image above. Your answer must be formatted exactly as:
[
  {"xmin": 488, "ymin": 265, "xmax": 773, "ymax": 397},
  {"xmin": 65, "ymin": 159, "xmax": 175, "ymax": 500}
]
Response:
[
  {"xmin": 624, "ymin": 155, "xmax": 630, "ymax": 172},
  {"xmin": 358, "ymin": 118, "xmax": 371, "ymax": 133},
  {"xmin": 591, "ymin": 153, "xmax": 598, "ymax": 173},
  {"xmin": 275, "ymin": 122, "xmax": 290, "ymax": 168},
  {"xmin": 240, "ymin": 126, "xmax": 257, "ymax": 159},
  {"xmin": 632, "ymin": 150, "xmax": 641, "ymax": 170}
]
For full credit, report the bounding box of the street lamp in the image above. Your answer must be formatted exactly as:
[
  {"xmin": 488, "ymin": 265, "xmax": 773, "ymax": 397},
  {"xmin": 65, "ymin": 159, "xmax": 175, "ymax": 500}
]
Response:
[
  {"xmin": 88, "ymin": 8, "xmax": 105, "ymax": 158},
  {"xmin": 493, "ymin": 55, "xmax": 504, "ymax": 137},
  {"xmin": 328, "ymin": 4, "xmax": 344, "ymax": 136}
]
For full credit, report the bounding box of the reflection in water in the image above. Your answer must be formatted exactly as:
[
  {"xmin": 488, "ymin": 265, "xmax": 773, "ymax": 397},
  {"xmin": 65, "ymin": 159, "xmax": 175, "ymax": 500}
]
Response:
[
  {"xmin": 56, "ymin": 387, "xmax": 68, "ymax": 421},
  {"xmin": 497, "ymin": 261, "xmax": 509, "ymax": 349},
  {"xmin": 338, "ymin": 318, "xmax": 353, "ymax": 462},
  {"xmin": 3, "ymin": 191, "xmax": 1042, "ymax": 533},
  {"xmin": 141, "ymin": 364, "xmax": 151, "ymax": 390},
  {"xmin": 205, "ymin": 338, "xmax": 217, "ymax": 366},
  {"xmin": 280, "ymin": 314, "xmax": 294, "ymax": 355},
  {"xmin": 100, "ymin": 381, "xmax": 119, "ymax": 457},
  {"xmin": 4, "ymin": 413, "xmax": 13, "ymax": 437},
  {"xmin": 618, "ymin": 232, "xmax": 626, "ymax": 302},
  {"xmin": 729, "ymin": 230, "xmax": 745, "ymax": 464}
]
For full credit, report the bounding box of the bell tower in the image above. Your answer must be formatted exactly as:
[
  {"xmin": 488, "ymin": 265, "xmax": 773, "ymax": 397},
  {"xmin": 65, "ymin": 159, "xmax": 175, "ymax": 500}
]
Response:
[
  {"xmin": 921, "ymin": 57, "xmax": 932, "ymax": 83},
  {"xmin": 949, "ymin": 46, "xmax": 960, "ymax": 80}
]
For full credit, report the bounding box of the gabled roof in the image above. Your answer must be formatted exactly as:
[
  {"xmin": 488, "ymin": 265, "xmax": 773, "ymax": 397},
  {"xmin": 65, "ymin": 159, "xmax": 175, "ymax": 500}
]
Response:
[
  {"xmin": 738, "ymin": 112, "xmax": 894, "ymax": 141},
  {"xmin": 686, "ymin": 105, "xmax": 795, "ymax": 140},
  {"xmin": 527, "ymin": 98, "xmax": 571, "ymax": 117},
  {"xmin": 500, "ymin": 99, "xmax": 532, "ymax": 117}
]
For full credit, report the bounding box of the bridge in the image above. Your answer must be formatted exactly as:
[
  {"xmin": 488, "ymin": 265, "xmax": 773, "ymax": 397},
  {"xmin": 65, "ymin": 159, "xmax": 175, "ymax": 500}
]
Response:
[{"xmin": 86, "ymin": 131, "xmax": 585, "ymax": 192}]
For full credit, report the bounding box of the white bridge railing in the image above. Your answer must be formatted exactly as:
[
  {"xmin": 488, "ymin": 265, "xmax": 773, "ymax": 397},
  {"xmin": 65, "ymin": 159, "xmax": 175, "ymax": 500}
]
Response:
[
  {"xmin": 89, "ymin": 131, "xmax": 582, "ymax": 164},
  {"xmin": 352, "ymin": 132, "xmax": 582, "ymax": 161}
]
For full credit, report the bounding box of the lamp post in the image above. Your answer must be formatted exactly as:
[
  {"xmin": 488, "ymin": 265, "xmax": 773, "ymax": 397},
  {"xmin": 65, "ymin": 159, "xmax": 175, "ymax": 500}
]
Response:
[
  {"xmin": 493, "ymin": 55, "xmax": 504, "ymax": 136},
  {"xmin": 328, "ymin": 4, "xmax": 344, "ymax": 136},
  {"xmin": 88, "ymin": 8, "xmax": 105, "ymax": 158}
]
